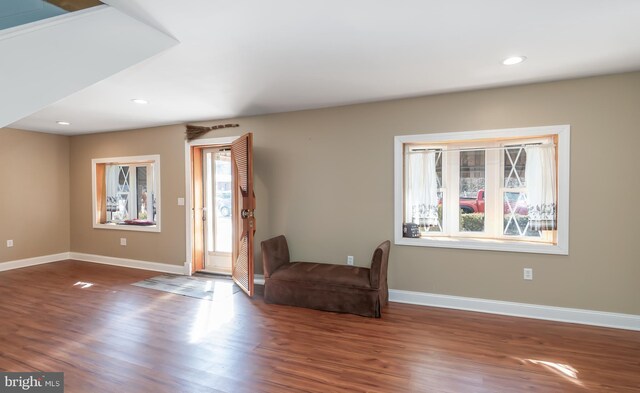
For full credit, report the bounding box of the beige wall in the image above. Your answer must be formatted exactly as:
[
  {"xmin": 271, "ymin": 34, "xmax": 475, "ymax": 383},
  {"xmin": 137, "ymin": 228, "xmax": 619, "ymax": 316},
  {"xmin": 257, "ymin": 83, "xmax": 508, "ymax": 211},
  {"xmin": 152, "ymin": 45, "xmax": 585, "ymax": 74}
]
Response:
[
  {"xmin": 67, "ymin": 72, "xmax": 640, "ymax": 315},
  {"xmin": 69, "ymin": 126, "xmax": 186, "ymax": 265},
  {"xmin": 0, "ymin": 128, "xmax": 70, "ymax": 263}
]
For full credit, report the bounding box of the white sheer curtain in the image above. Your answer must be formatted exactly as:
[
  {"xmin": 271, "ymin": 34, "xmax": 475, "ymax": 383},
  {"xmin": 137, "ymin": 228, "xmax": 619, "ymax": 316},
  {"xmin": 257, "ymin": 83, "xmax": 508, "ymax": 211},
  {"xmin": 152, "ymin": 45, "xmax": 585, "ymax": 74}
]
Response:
[
  {"xmin": 105, "ymin": 165, "xmax": 123, "ymax": 220},
  {"xmin": 525, "ymin": 145, "xmax": 557, "ymax": 230},
  {"xmin": 106, "ymin": 165, "xmax": 120, "ymax": 199},
  {"xmin": 405, "ymin": 151, "xmax": 439, "ymax": 227}
]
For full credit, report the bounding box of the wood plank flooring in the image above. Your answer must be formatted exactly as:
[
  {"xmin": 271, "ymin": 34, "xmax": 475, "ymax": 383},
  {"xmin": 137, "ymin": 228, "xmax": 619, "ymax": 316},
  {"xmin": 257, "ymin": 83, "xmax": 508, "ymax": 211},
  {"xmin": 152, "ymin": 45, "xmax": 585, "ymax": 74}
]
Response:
[{"xmin": 1, "ymin": 260, "xmax": 639, "ymax": 392}]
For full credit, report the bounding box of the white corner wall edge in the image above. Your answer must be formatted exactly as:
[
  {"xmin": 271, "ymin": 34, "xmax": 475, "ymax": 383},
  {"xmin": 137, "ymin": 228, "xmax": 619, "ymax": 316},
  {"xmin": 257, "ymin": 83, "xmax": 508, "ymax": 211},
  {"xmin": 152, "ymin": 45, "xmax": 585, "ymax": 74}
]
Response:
[
  {"xmin": 0, "ymin": 253, "xmax": 71, "ymax": 272},
  {"xmin": 0, "ymin": 5, "xmax": 178, "ymax": 128},
  {"xmin": 389, "ymin": 289, "xmax": 640, "ymax": 331},
  {"xmin": 70, "ymin": 252, "xmax": 183, "ymax": 274}
]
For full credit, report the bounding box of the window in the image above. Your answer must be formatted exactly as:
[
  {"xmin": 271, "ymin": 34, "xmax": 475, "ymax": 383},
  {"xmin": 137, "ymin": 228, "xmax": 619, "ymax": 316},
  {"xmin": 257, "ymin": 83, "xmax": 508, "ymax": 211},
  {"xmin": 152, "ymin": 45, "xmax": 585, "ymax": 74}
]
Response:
[
  {"xmin": 92, "ymin": 155, "xmax": 161, "ymax": 232},
  {"xmin": 394, "ymin": 125, "xmax": 570, "ymax": 254}
]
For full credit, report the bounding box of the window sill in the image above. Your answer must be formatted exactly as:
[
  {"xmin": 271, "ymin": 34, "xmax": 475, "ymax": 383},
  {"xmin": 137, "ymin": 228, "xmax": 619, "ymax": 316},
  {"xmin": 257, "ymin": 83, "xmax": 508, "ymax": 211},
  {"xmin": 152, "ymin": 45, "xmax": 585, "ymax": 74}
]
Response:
[
  {"xmin": 395, "ymin": 236, "xmax": 568, "ymax": 255},
  {"xmin": 93, "ymin": 223, "xmax": 161, "ymax": 233}
]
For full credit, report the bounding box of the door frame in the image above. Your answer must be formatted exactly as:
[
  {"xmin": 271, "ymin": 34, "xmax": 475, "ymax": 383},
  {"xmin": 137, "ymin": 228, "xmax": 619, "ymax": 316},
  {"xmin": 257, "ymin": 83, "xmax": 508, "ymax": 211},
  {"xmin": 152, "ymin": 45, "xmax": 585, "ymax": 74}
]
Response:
[
  {"xmin": 184, "ymin": 136, "xmax": 239, "ymax": 276},
  {"xmin": 202, "ymin": 146, "xmax": 233, "ymax": 273}
]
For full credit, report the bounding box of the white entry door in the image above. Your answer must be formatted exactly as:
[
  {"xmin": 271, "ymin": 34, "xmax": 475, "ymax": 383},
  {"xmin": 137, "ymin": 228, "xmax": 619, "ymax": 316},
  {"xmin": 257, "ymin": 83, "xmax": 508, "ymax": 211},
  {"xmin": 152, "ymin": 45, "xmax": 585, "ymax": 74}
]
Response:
[{"xmin": 203, "ymin": 147, "xmax": 233, "ymax": 274}]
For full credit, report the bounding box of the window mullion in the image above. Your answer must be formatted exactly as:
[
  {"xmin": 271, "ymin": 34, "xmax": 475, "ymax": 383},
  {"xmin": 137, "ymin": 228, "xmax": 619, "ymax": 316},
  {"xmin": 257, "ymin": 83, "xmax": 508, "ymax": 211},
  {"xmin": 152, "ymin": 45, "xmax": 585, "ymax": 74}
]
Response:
[
  {"xmin": 447, "ymin": 149, "xmax": 460, "ymax": 234},
  {"xmin": 155, "ymin": 159, "xmax": 161, "ymax": 231},
  {"xmin": 147, "ymin": 164, "xmax": 154, "ymax": 222},
  {"xmin": 485, "ymin": 145, "xmax": 500, "ymax": 238},
  {"xmin": 129, "ymin": 166, "xmax": 137, "ymax": 220}
]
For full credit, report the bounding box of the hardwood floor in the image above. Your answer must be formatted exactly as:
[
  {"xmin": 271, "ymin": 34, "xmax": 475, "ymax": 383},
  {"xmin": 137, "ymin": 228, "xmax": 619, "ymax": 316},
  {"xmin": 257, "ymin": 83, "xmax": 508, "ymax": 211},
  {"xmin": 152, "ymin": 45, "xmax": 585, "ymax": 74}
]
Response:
[{"xmin": 1, "ymin": 261, "xmax": 639, "ymax": 392}]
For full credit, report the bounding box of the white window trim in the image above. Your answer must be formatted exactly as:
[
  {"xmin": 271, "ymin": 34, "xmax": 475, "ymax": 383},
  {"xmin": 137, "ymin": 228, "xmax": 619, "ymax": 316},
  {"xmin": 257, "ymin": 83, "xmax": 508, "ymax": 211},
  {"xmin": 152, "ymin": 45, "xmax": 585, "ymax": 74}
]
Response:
[
  {"xmin": 91, "ymin": 154, "xmax": 161, "ymax": 233},
  {"xmin": 394, "ymin": 125, "xmax": 570, "ymax": 255}
]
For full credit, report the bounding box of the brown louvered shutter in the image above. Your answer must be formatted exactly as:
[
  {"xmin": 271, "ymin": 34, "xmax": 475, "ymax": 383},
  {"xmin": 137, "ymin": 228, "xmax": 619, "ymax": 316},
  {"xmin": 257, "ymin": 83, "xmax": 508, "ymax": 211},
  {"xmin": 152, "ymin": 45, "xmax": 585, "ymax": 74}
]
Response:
[{"xmin": 231, "ymin": 133, "xmax": 255, "ymax": 296}]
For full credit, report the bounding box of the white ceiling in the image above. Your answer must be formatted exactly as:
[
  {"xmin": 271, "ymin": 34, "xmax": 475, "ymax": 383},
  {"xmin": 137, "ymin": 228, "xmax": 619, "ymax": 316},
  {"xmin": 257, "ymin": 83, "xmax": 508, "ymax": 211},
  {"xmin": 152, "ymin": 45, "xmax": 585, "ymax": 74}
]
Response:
[{"xmin": 10, "ymin": 0, "xmax": 640, "ymax": 135}]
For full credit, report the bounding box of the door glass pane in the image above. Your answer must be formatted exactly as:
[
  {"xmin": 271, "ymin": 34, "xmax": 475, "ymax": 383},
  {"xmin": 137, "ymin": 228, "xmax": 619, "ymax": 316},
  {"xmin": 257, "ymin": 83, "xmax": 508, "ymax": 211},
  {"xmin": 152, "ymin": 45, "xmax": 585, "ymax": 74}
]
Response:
[
  {"xmin": 459, "ymin": 150, "xmax": 485, "ymax": 232},
  {"xmin": 206, "ymin": 153, "xmax": 214, "ymax": 253},
  {"xmin": 214, "ymin": 150, "xmax": 232, "ymax": 253}
]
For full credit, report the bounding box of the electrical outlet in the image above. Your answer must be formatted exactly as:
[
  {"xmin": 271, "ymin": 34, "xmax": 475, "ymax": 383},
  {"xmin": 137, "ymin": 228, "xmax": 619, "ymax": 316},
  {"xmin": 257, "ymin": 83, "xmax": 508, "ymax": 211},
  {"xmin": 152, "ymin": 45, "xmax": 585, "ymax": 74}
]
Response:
[
  {"xmin": 120, "ymin": 238, "xmax": 127, "ymax": 246},
  {"xmin": 178, "ymin": 197, "xmax": 185, "ymax": 206},
  {"xmin": 347, "ymin": 256, "xmax": 354, "ymax": 265},
  {"xmin": 6, "ymin": 240, "xmax": 13, "ymax": 248},
  {"xmin": 523, "ymin": 268, "xmax": 533, "ymax": 280}
]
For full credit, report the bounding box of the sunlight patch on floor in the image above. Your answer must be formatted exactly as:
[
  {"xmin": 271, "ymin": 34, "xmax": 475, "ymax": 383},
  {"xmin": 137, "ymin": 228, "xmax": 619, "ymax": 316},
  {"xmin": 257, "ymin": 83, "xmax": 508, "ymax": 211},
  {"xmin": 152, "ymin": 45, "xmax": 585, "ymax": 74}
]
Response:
[
  {"xmin": 73, "ymin": 281, "xmax": 94, "ymax": 289},
  {"xmin": 189, "ymin": 280, "xmax": 236, "ymax": 343},
  {"xmin": 524, "ymin": 358, "xmax": 583, "ymax": 387}
]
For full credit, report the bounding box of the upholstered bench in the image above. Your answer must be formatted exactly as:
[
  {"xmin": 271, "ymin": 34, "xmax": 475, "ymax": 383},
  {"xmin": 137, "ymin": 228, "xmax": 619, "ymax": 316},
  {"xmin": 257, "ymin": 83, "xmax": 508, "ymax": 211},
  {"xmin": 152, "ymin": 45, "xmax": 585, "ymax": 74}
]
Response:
[{"xmin": 261, "ymin": 235, "xmax": 390, "ymax": 317}]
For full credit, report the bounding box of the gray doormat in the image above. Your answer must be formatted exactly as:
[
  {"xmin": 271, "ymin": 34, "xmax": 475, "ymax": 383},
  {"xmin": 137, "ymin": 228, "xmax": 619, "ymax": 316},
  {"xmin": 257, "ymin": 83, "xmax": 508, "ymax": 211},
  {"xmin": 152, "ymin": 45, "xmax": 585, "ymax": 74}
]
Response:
[{"xmin": 132, "ymin": 273, "xmax": 240, "ymax": 300}]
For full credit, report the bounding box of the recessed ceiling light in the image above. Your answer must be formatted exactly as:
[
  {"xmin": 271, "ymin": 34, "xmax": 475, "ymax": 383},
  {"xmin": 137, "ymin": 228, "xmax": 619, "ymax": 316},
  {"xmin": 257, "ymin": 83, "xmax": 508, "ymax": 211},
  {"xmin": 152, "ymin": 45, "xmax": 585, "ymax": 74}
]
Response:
[
  {"xmin": 502, "ymin": 56, "xmax": 527, "ymax": 66},
  {"xmin": 131, "ymin": 99, "xmax": 149, "ymax": 104},
  {"xmin": 56, "ymin": 121, "xmax": 71, "ymax": 126}
]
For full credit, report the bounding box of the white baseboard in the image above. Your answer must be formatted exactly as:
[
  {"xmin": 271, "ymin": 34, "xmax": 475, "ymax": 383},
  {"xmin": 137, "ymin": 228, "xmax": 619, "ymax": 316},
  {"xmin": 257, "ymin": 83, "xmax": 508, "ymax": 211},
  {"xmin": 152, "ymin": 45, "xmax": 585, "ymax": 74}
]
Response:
[
  {"xmin": 0, "ymin": 252, "xmax": 71, "ymax": 272},
  {"xmin": 389, "ymin": 289, "xmax": 640, "ymax": 331},
  {"xmin": 69, "ymin": 252, "xmax": 184, "ymax": 274},
  {"xmin": 0, "ymin": 251, "xmax": 248, "ymax": 277}
]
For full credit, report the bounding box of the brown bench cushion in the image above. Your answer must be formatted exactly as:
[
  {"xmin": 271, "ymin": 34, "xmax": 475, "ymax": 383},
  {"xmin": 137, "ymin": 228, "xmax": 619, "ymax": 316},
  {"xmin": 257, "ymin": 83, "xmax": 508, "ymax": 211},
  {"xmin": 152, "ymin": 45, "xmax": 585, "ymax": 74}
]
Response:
[{"xmin": 270, "ymin": 262, "xmax": 372, "ymax": 289}]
